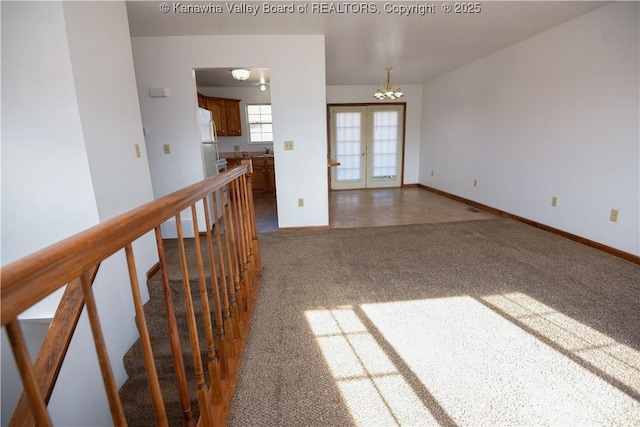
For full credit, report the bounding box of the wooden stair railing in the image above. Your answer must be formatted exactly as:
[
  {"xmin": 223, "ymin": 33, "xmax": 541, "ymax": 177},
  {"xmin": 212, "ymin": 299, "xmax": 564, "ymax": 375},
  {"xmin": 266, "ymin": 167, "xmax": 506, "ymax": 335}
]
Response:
[
  {"xmin": 9, "ymin": 266, "xmax": 100, "ymax": 427},
  {"xmin": 1, "ymin": 160, "xmax": 262, "ymax": 426}
]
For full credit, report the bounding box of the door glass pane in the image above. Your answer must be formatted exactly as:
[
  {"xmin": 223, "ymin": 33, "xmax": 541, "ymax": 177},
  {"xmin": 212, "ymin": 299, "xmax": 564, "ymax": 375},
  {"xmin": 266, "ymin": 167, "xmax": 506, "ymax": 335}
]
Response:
[
  {"xmin": 335, "ymin": 112, "xmax": 362, "ymax": 182},
  {"xmin": 371, "ymin": 111, "xmax": 398, "ymax": 180}
]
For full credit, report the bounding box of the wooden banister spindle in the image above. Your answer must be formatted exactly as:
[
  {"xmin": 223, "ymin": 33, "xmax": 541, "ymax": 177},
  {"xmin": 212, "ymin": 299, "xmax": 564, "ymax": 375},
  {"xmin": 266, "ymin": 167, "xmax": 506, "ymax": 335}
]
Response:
[
  {"xmin": 5, "ymin": 320, "xmax": 52, "ymax": 427},
  {"xmin": 78, "ymin": 270, "xmax": 127, "ymax": 426},
  {"xmin": 233, "ymin": 178, "xmax": 250, "ymax": 310},
  {"xmin": 224, "ymin": 182, "xmax": 241, "ymax": 288},
  {"xmin": 223, "ymin": 180, "xmax": 242, "ymax": 338},
  {"xmin": 124, "ymin": 244, "xmax": 168, "ymax": 426},
  {"xmin": 233, "ymin": 178, "xmax": 247, "ymax": 299},
  {"xmin": 233, "ymin": 177, "xmax": 249, "ymax": 312},
  {"xmin": 190, "ymin": 204, "xmax": 223, "ymax": 404},
  {"xmin": 232, "ymin": 179, "xmax": 246, "ymax": 276},
  {"xmin": 202, "ymin": 194, "xmax": 230, "ymax": 379},
  {"xmin": 174, "ymin": 212, "xmax": 211, "ymax": 426},
  {"xmin": 10, "ymin": 266, "xmax": 100, "ymax": 427},
  {"xmin": 241, "ymin": 159, "xmax": 262, "ymax": 276},
  {"xmin": 239, "ymin": 173, "xmax": 254, "ymax": 306},
  {"xmin": 212, "ymin": 191, "xmax": 236, "ymax": 359},
  {"xmin": 154, "ymin": 227, "xmax": 196, "ymax": 427}
]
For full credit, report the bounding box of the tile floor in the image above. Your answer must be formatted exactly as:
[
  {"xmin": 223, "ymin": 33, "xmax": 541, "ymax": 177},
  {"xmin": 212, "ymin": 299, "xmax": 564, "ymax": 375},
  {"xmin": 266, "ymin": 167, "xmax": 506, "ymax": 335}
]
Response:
[{"xmin": 253, "ymin": 187, "xmax": 498, "ymax": 233}]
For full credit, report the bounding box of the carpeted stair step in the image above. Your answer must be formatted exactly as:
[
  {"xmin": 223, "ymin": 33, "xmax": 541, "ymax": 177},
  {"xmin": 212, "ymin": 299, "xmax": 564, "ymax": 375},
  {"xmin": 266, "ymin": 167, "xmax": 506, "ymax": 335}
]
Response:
[
  {"xmin": 118, "ymin": 372, "xmax": 200, "ymax": 427},
  {"xmin": 120, "ymin": 278, "xmax": 229, "ymax": 424},
  {"xmin": 122, "ymin": 301, "xmax": 220, "ymax": 379},
  {"xmin": 147, "ymin": 275, "xmax": 235, "ymax": 302}
]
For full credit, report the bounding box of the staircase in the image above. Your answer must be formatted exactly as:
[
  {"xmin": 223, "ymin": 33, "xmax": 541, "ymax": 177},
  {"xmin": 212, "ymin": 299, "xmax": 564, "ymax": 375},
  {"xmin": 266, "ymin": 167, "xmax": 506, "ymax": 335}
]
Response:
[
  {"xmin": 2, "ymin": 165, "xmax": 259, "ymax": 426},
  {"xmin": 119, "ymin": 237, "xmax": 238, "ymax": 426}
]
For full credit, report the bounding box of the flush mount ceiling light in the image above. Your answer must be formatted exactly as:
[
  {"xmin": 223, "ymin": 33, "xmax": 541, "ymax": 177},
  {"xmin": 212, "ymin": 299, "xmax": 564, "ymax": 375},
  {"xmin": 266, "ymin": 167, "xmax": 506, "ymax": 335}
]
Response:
[
  {"xmin": 258, "ymin": 82, "xmax": 269, "ymax": 92},
  {"xmin": 374, "ymin": 66, "xmax": 403, "ymax": 100},
  {"xmin": 231, "ymin": 68, "xmax": 252, "ymax": 81}
]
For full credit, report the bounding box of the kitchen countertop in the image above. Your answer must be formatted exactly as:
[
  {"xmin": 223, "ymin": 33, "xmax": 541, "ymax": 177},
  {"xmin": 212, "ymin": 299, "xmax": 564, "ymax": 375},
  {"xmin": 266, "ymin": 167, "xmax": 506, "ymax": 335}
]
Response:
[
  {"xmin": 221, "ymin": 152, "xmax": 340, "ymax": 167},
  {"xmin": 220, "ymin": 152, "xmax": 273, "ymax": 159}
]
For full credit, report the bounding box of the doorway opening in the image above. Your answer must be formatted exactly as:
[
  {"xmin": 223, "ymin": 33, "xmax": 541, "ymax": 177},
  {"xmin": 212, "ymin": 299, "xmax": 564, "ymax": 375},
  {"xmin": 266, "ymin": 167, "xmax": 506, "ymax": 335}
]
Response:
[{"xmin": 194, "ymin": 67, "xmax": 278, "ymax": 232}]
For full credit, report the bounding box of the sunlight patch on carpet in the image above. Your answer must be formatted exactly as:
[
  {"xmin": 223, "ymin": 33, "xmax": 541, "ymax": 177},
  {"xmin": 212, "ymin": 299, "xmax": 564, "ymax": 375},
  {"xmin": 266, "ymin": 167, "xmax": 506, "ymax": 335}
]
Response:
[
  {"xmin": 361, "ymin": 296, "xmax": 640, "ymax": 426},
  {"xmin": 305, "ymin": 307, "xmax": 438, "ymax": 426},
  {"xmin": 482, "ymin": 292, "xmax": 640, "ymax": 396}
]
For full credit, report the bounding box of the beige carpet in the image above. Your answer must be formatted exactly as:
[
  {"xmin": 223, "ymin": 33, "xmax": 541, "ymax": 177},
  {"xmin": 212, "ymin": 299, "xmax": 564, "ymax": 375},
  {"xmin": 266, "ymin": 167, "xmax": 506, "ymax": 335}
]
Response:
[{"xmin": 229, "ymin": 218, "xmax": 640, "ymax": 426}]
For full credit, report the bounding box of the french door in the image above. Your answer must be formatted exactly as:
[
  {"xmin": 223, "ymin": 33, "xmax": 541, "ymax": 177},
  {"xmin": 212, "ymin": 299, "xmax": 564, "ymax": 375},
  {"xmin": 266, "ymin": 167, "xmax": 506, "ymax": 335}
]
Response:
[{"xmin": 329, "ymin": 105, "xmax": 404, "ymax": 190}]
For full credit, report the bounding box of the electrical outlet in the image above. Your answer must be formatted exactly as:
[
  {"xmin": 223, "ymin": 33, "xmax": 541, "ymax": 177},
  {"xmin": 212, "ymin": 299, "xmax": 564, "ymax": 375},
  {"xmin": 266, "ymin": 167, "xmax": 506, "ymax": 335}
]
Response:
[
  {"xmin": 610, "ymin": 209, "xmax": 619, "ymax": 222},
  {"xmin": 473, "ymin": 180, "xmax": 478, "ymax": 187},
  {"xmin": 298, "ymin": 198, "xmax": 304, "ymax": 207},
  {"xmin": 135, "ymin": 144, "xmax": 141, "ymax": 158},
  {"xmin": 284, "ymin": 140, "xmax": 294, "ymax": 151},
  {"xmin": 163, "ymin": 144, "xmax": 171, "ymax": 154},
  {"xmin": 551, "ymin": 196, "xmax": 557, "ymax": 207}
]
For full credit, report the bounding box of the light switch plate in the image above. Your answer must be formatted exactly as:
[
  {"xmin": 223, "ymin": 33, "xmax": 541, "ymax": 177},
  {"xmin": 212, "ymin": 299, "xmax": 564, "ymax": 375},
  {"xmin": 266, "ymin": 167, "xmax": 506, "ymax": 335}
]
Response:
[{"xmin": 284, "ymin": 140, "xmax": 294, "ymax": 151}]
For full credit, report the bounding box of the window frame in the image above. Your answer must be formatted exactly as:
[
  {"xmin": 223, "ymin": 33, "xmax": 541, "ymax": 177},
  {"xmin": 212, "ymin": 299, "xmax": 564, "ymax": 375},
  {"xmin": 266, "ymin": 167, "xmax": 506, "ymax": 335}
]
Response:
[{"xmin": 247, "ymin": 104, "xmax": 273, "ymax": 144}]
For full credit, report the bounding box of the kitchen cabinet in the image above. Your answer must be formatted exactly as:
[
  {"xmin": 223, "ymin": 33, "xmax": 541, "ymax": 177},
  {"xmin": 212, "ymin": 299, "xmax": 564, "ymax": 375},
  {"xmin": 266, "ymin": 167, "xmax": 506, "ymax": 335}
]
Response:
[
  {"xmin": 197, "ymin": 93, "xmax": 207, "ymax": 109},
  {"xmin": 251, "ymin": 157, "xmax": 276, "ymax": 193},
  {"xmin": 205, "ymin": 97, "xmax": 226, "ymax": 136},
  {"xmin": 225, "ymin": 158, "xmax": 241, "ymax": 169},
  {"xmin": 223, "ymin": 99, "xmax": 242, "ymax": 136},
  {"xmin": 224, "ymin": 156, "xmax": 275, "ymax": 193},
  {"xmin": 198, "ymin": 93, "xmax": 242, "ymax": 137}
]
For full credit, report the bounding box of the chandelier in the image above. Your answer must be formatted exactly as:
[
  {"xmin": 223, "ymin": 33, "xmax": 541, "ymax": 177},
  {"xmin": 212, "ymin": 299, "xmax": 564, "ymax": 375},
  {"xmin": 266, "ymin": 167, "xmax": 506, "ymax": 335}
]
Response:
[{"xmin": 374, "ymin": 66, "xmax": 403, "ymax": 100}]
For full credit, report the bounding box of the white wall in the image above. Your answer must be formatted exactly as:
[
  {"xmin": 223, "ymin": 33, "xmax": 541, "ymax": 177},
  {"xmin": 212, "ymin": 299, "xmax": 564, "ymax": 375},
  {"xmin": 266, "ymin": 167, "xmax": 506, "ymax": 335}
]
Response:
[
  {"xmin": 198, "ymin": 85, "xmax": 273, "ymax": 154},
  {"xmin": 2, "ymin": 2, "xmax": 158, "ymax": 424},
  {"xmin": 420, "ymin": 2, "xmax": 639, "ymax": 256},
  {"xmin": 1, "ymin": 0, "xmax": 100, "ymax": 270},
  {"xmin": 132, "ymin": 35, "xmax": 328, "ymax": 229},
  {"xmin": 64, "ymin": 2, "xmax": 156, "ymax": 222},
  {"xmin": 327, "ymin": 85, "xmax": 423, "ymax": 184}
]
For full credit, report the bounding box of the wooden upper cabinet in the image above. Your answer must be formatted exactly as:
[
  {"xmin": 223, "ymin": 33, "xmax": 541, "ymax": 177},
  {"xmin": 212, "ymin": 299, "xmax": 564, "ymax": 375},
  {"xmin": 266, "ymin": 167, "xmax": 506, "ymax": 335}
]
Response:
[
  {"xmin": 198, "ymin": 93, "xmax": 242, "ymax": 137},
  {"xmin": 206, "ymin": 97, "xmax": 227, "ymax": 136},
  {"xmin": 197, "ymin": 93, "xmax": 207, "ymax": 109},
  {"xmin": 224, "ymin": 99, "xmax": 242, "ymax": 136}
]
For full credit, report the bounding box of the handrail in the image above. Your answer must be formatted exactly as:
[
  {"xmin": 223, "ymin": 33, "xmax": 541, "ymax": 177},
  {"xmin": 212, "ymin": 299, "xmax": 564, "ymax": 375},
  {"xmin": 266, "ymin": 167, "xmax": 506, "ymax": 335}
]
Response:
[
  {"xmin": 1, "ymin": 165, "xmax": 247, "ymax": 325},
  {"xmin": 1, "ymin": 162, "xmax": 262, "ymax": 426}
]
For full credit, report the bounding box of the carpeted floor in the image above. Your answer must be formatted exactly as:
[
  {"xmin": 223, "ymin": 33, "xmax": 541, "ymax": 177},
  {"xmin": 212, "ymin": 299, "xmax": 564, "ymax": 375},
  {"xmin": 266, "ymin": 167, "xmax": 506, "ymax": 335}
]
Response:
[{"xmin": 228, "ymin": 218, "xmax": 640, "ymax": 426}]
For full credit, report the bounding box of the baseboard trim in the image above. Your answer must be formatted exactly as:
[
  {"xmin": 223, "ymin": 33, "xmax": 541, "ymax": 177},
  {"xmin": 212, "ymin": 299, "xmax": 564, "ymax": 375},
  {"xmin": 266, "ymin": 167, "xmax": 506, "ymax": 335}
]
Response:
[
  {"xmin": 278, "ymin": 225, "xmax": 331, "ymax": 232},
  {"xmin": 418, "ymin": 184, "xmax": 640, "ymax": 265},
  {"xmin": 146, "ymin": 262, "xmax": 160, "ymax": 280}
]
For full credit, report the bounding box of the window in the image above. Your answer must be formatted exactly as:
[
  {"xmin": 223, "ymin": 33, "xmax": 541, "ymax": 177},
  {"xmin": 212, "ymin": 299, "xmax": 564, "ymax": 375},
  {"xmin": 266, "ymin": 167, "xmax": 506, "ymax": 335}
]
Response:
[{"xmin": 247, "ymin": 104, "xmax": 273, "ymax": 143}]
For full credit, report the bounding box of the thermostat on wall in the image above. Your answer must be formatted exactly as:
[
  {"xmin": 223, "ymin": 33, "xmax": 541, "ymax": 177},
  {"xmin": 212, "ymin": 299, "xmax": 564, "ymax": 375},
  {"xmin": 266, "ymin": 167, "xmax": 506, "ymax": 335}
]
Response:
[{"xmin": 149, "ymin": 87, "xmax": 169, "ymax": 98}]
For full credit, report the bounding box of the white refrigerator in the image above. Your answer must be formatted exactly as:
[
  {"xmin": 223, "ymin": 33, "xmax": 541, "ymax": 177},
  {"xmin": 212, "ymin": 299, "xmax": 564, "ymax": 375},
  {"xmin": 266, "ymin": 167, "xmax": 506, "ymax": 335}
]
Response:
[
  {"xmin": 198, "ymin": 107, "xmax": 226, "ymax": 223},
  {"xmin": 199, "ymin": 106, "xmax": 218, "ymax": 161}
]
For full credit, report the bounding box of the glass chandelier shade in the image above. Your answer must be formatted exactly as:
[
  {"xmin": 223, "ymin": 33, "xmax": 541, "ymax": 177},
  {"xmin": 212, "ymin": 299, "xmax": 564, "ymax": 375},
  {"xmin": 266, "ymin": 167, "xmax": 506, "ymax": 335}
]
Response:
[
  {"xmin": 374, "ymin": 67, "xmax": 403, "ymax": 100},
  {"xmin": 231, "ymin": 68, "xmax": 252, "ymax": 81}
]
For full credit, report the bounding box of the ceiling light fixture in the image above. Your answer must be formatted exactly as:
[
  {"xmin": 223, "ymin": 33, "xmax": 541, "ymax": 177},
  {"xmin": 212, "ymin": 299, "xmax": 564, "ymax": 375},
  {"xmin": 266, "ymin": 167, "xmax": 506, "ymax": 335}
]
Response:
[
  {"xmin": 231, "ymin": 68, "xmax": 252, "ymax": 81},
  {"xmin": 258, "ymin": 82, "xmax": 269, "ymax": 92},
  {"xmin": 374, "ymin": 66, "xmax": 403, "ymax": 100}
]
